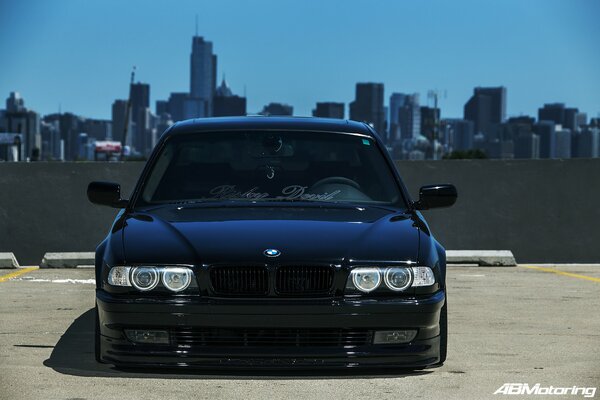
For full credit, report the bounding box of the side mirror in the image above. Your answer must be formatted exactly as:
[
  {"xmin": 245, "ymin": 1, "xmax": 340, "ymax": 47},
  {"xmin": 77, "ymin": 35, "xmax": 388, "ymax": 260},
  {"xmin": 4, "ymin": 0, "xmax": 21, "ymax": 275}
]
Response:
[
  {"xmin": 414, "ymin": 184, "xmax": 457, "ymax": 210},
  {"xmin": 87, "ymin": 181, "xmax": 129, "ymax": 208}
]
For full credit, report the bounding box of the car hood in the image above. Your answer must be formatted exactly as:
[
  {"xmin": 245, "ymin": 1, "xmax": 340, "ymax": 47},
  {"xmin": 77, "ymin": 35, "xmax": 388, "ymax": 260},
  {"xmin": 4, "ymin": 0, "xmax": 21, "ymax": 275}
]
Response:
[{"xmin": 121, "ymin": 205, "xmax": 420, "ymax": 265}]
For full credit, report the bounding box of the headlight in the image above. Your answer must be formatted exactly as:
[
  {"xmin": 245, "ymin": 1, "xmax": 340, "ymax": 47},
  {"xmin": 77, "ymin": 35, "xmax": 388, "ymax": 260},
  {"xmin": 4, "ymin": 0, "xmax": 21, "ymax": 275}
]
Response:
[
  {"xmin": 351, "ymin": 267, "xmax": 382, "ymax": 293},
  {"xmin": 131, "ymin": 266, "xmax": 160, "ymax": 291},
  {"xmin": 162, "ymin": 267, "xmax": 192, "ymax": 292},
  {"xmin": 384, "ymin": 267, "xmax": 412, "ymax": 291},
  {"xmin": 107, "ymin": 265, "xmax": 195, "ymax": 292},
  {"xmin": 346, "ymin": 265, "xmax": 435, "ymax": 294}
]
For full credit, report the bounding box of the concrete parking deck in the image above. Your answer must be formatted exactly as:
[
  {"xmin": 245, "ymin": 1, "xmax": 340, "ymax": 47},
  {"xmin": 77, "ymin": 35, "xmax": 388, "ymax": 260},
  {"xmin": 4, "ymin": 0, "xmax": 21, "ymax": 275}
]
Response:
[{"xmin": 0, "ymin": 265, "xmax": 598, "ymax": 400}]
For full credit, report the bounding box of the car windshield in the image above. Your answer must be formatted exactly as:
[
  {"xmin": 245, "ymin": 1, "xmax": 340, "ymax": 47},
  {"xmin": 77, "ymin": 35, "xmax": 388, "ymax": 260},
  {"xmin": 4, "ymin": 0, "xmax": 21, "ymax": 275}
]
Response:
[{"xmin": 138, "ymin": 130, "xmax": 405, "ymax": 207}]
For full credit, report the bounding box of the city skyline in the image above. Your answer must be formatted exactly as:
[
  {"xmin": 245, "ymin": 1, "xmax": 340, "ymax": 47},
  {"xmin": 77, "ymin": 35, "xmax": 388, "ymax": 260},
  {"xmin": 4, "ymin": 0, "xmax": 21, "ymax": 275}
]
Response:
[{"xmin": 1, "ymin": 0, "xmax": 599, "ymax": 120}]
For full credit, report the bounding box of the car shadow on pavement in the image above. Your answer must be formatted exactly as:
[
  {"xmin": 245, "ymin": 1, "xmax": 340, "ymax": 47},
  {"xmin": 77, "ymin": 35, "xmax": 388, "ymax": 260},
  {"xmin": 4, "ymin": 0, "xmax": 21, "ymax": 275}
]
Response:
[{"xmin": 44, "ymin": 308, "xmax": 433, "ymax": 380}]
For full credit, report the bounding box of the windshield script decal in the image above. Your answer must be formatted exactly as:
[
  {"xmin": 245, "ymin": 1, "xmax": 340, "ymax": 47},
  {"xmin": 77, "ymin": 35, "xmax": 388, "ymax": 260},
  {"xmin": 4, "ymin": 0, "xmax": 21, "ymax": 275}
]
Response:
[{"xmin": 207, "ymin": 185, "xmax": 342, "ymax": 201}]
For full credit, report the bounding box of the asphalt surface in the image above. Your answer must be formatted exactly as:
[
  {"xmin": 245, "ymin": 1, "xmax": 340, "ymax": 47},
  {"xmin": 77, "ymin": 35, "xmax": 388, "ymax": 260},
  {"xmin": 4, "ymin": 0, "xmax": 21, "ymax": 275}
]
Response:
[{"xmin": 0, "ymin": 265, "xmax": 598, "ymax": 400}]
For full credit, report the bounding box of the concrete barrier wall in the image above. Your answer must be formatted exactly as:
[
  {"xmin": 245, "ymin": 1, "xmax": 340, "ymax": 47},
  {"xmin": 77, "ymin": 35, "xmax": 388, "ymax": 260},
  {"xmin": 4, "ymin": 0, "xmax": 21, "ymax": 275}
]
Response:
[
  {"xmin": 0, "ymin": 160, "xmax": 598, "ymax": 264},
  {"xmin": 0, "ymin": 163, "xmax": 144, "ymax": 265}
]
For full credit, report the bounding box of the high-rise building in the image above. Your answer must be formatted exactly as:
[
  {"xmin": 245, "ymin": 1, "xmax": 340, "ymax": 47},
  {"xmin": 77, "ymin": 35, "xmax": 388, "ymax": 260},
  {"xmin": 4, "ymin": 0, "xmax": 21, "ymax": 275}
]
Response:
[
  {"xmin": 42, "ymin": 112, "xmax": 85, "ymax": 161},
  {"xmin": 155, "ymin": 100, "xmax": 168, "ymax": 116},
  {"xmin": 398, "ymin": 95, "xmax": 420, "ymax": 141},
  {"xmin": 389, "ymin": 93, "xmax": 406, "ymax": 137},
  {"xmin": 213, "ymin": 78, "xmax": 246, "ymax": 117},
  {"xmin": 555, "ymin": 127, "xmax": 572, "ymax": 158},
  {"xmin": 515, "ymin": 132, "xmax": 540, "ymax": 159},
  {"xmin": 504, "ymin": 116, "xmax": 535, "ymax": 145},
  {"xmin": 4, "ymin": 92, "xmax": 41, "ymax": 161},
  {"xmin": 165, "ymin": 93, "xmax": 188, "ymax": 122},
  {"xmin": 464, "ymin": 86, "xmax": 507, "ymax": 140},
  {"xmin": 190, "ymin": 36, "xmax": 217, "ymax": 117},
  {"xmin": 574, "ymin": 126, "xmax": 599, "ymax": 158},
  {"xmin": 312, "ymin": 102, "xmax": 344, "ymax": 119},
  {"xmin": 260, "ymin": 103, "xmax": 293, "ymax": 116},
  {"xmin": 82, "ymin": 119, "xmax": 112, "ymax": 141},
  {"xmin": 538, "ymin": 103, "xmax": 566, "ymax": 125},
  {"xmin": 6, "ymin": 92, "xmax": 25, "ymax": 112},
  {"xmin": 40, "ymin": 119, "xmax": 62, "ymax": 160},
  {"xmin": 111, "ymin": 99, "xmax": 131, "ymax": 146},
  {"xmin": 534, "ymin": 120, "xmax": 556, "ymax": 158},
  {"xmin": 129, "ymin": 82, "xmax": 154, "ymax": 155},
  {"xmin": 350, "ymin": 83, "xmax": 385, "ymax": 136},
  {"xmin": 0, "ymin": 133, "xmax": 23, "ymax": 161},
  {"xmin": 442, "ymin": 119, "xmax": 474, "ymax": 152},
  {"xmin": 420, "ymin": 106, "xmax": 440, "ymax": 142},
  {"xmin": 387, "ymin": 93, "xmax": 420, "ymax": 142},
  {"xmin": 156, "ymin": 112, "xmax": 174, "ymax": 139}
]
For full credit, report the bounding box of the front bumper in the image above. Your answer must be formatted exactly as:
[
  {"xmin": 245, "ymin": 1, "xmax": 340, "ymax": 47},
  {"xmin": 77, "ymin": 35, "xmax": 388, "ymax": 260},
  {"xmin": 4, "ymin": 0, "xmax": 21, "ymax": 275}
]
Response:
[{"xmin": 96, "ymin": 289, "xmax": 445, "ymax": 369}]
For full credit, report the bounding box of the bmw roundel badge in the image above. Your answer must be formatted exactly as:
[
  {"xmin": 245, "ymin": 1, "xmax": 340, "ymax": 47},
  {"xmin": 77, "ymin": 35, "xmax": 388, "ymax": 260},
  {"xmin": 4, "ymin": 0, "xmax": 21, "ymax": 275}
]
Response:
[{"xmin": 264, "ymin": 248, "xmax": 281, "ymax": 257}]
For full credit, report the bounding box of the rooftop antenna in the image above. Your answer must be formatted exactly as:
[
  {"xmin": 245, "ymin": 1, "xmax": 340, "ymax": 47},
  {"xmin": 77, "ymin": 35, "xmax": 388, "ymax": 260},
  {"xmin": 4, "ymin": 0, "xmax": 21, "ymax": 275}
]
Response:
[
  {"xmin": 120, "ymin": 66, "xmax": 136, "ymax": 161},
  {"xmin": 195, "ymin": 14, "xmax": 198, "ymax": 36}
]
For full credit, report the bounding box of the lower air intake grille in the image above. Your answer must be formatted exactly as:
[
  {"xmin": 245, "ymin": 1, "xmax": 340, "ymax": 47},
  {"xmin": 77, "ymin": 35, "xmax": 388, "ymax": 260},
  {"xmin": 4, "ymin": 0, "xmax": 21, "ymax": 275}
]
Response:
[{"xmin": 171, "ymin": 328, "xmax": 373, "ymax": 347}]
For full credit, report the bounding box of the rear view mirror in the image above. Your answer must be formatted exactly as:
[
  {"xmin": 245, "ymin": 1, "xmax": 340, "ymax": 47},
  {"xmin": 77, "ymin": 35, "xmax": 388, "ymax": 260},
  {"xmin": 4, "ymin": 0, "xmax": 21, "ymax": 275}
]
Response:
[
  {"xmin": 414, "ymin": 184, "xmax": 457, "ymax": 210},
  {"xmin": 87, "ymin": 181, "xmax": 129, "ymax": 208}
]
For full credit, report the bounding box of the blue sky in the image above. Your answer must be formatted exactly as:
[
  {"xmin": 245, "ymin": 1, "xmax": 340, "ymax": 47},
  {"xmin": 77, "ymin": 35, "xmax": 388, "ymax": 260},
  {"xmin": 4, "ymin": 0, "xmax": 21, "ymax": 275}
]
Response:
[{"xmin": 1, "ymin": 0, "xmax": 599, "ymax": 120}]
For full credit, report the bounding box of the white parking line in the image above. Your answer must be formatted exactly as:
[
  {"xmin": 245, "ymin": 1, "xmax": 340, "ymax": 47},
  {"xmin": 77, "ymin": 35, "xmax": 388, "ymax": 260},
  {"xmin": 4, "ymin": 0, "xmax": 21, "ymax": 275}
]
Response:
[{"xmin": 14, "ymin": 278, "xmax": 95, "ymax": 284}]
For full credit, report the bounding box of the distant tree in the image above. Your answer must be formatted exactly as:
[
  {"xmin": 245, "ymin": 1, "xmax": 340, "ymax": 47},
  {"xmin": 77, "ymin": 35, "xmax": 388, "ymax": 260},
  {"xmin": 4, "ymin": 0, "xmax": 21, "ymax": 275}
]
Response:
[{"xmin": 443, "ymin": 149, "xmax": 487, "ymax": 159}]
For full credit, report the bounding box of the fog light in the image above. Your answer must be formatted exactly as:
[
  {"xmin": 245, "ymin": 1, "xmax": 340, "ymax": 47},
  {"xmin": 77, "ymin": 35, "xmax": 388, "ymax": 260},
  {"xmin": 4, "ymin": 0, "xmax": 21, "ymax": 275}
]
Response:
[
  {"xmin": 373, "ymin": 330, "xmax": 417, "ymax": 344},
  {"xmin": 124, "ymin": 329, "xmax": 170, "ymax": 344},
  {"xmin": 162, "ymin": 267, "xmax": 192, "ymax": 292}
]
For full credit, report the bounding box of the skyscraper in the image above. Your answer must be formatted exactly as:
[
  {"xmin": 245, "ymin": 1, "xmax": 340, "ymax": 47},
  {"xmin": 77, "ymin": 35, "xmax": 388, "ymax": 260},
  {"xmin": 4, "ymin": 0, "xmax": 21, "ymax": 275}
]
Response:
[
  {"xmin": 260, "ymin": 103, "xmax": 293, "ymax": 116},
  {"xmin": 514, "ymin": 133, "xmax": 540, "ymax": 159},
  {"xmin": 420, "ymin": 106, "xmax": 440, "ymax": 142},
  {"xmin": 574, "ymin": 126, "xmax": 599, "ymax": 158},
  {"xmin": 4, "ymin": 92, "xmax": 41, "ymax": 161},
  {"xmin": 190, "ymin": 36, "xmax": 217, "ymax": 117},
  {"xmin": 442, "ymin": 119, "xmax": 474, "ymax": 151},
  {"xmin": 388, "ymin": 93, "xmax": 420, "ymax": 142},
  {"xmin": 213, "ymin": 78, "xmax": 247, "ymax": 117},
  {"xmin": 464, "ymin": 86, "xmax": 507, "ymax": 140},
  {"xmin": 349, "ymin": 83, "xmax": 385, "ymax": 136},
  {"xmin": 130, "ymin": 82, "xmax": 152, "ymax": 155},
  {"xmin": 534, "ymin": 120, "xmax": 556, "ymax": 158},
  {"xmin": 312, "ymin": 102, "xmax": 344, "ymax": 119},
  {"xmin": 538, "ymin": 103, "xmax": 585, "ymax": 133},
  {"xmin": 555, "ymin": 127, "xmax": 572, "ymax": 158},
  {"xmin": 111, "ymin": 99, "xmax": 131, "ymax": 146},
  {"xmin": 538, "ymin": 103, "xmax": 566, "ymax": 125},
  {"xmin": 82, "ymin": 118, "xmax": 111, "ymax": 141}
]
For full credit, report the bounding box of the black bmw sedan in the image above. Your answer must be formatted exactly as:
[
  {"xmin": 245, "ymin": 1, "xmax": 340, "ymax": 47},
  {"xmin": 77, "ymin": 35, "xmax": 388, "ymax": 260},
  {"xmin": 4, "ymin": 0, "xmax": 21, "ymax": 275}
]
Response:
[{"xmin": 88, "ymin": 116, "xmax": 457, "ymax": 369}]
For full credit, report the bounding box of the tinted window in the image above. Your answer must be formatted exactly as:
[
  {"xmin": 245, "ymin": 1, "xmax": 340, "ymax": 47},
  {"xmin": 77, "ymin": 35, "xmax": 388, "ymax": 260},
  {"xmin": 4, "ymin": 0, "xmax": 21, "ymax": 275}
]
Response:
[{"xmin": 139, "ymin": 131, "xmax": 404, "ymax": 206}]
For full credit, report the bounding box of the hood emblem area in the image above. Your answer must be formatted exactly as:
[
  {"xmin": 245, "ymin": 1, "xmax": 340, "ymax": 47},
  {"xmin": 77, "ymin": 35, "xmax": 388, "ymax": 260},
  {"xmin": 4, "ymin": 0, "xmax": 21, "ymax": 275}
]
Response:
[{"xmin": 263, "ymin": 249, "xmax": 281, "ymax": 257}]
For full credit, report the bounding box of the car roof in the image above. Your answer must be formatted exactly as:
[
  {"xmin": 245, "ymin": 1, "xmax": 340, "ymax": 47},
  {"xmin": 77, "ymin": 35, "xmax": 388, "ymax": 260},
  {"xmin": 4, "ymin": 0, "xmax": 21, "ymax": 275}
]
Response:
[{"xmin": 166, "ymin": 116, "xmax": 375, "ymax": 137}]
